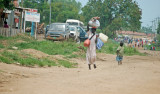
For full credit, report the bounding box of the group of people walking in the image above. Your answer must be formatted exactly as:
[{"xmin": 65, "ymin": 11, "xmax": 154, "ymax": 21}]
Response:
[{"xmin": 130, "ymin": 38, "xmax": 145, "ymax": 48}]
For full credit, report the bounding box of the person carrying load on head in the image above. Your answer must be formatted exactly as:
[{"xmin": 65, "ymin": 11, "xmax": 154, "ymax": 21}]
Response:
[{"xmin": 86, "ymin": 16, "xmax": 100, "ymax": 70}]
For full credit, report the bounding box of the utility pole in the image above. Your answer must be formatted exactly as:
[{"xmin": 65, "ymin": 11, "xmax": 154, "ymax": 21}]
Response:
[
  {"xmin": 21, "ymin": 0, "xmax": 23, "ymax": 7},
  {"xmin": 154, "ymin": 20, "xmax": 156, "ymax": 33},
  {"xmin": 151, "ymin": 20, "xmax": 154, "ymax": 32},
  {"xmin": 10, "ymin": 0, "xmax": 14, "ymax": 36},
  {"xmin": 49, "ymin": 0, "xmax": 51, "ymax": 24}
]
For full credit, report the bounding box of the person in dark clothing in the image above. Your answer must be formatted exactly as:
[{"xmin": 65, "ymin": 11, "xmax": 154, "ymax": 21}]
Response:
[{"xmin": 4, "ymin": 21, "xmax": 9, "ymax": 28}]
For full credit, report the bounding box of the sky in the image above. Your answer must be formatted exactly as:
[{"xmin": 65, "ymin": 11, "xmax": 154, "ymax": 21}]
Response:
[{"xmin": 76, "ymin": 0, "xmax": 160, "ymax": 27}]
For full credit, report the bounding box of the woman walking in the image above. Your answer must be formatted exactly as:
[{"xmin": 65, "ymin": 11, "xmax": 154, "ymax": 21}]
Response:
[
  {"xmin": 86, "ymin": 28, "xmax": 97, "ymax": 70},
  {"xmin": 86, "ymin": 17, "xmax": 100, "ymax": 70}
]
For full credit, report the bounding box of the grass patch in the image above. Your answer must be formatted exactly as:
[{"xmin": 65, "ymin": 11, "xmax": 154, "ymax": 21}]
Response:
[
  {"xmin": 57, "ymin": 59, "xmax": 77, "ymax": 68},
  {"xmin": 0, "ymin": 34, "xmax": 34, "ymax": 49},
  {"xmin": 0, "ymin": 43, "xmax": 4, "ymax": 48},
  {"xmin": 0, "ymin": 50, "xmax": 76, "ymax": 68},
  {"xmin": 0, "ymin": 55, "xmax": 14, "ymax": 64},
  {"xmin": 124, "ymin": 47, "xmax": 144, "ymax": 56},
  {"xmin": 1, "ymin": 34, "xmax": 85, "ymax": 58},
  {"xmin": 18, "ymin": 58, "xmax": 57, "ymax": 67},
  {"xmin": 0, "ymin": 51, "xmax": 57, "ymax": 67},
  {"xmin": 14, "ymin": 40, "xmax": 80, "ymax": 56},
  {"xmin": 1, "ymin": 51, "xmax": 20, "ymax": 61},
  {"xmin": 0, "ymin": 35, "xmax": 11, "ymax": 40}
]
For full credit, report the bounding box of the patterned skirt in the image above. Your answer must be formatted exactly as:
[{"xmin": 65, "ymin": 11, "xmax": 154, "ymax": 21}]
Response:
[{"xmin": 116, "ymin": 56, "xmax": 123, "ymax": 62}]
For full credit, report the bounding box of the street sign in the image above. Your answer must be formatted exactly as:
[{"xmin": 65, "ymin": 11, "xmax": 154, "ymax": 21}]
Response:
[{"xmin": 25, "ymin": 11, "xmax": 40, "ymax": 22}]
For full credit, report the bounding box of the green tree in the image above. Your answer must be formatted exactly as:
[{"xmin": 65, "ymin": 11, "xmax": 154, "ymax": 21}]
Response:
[
  {"xmin": 0, "ymin": 0, "xmax": 14, "ymax": 9},
  {"xmin": 23, "ymin": 0, "xmax": 83, "ymax": 25},
  {"xmin": 81, "ymin": 0, "xmax": 142, "ymax": 38},
  {"xmin": 140, "ymin": 26, "xmax": 152, "ymax": 34}
]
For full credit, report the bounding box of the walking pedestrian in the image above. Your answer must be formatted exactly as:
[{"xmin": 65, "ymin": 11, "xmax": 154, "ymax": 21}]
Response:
[
  {"xmin": 142, "ymin": 40, "xmax": 143, "ymax": 48},
  {"xmin": 4, "ymin": 21, "xmax": 9, "ymax": 28},
  {"xmin": 116, "ymin": 42, "xmax": 124, "ymax": 65},
  {"xmin": 86, "ymin": 17, "xmax": 100, "ymax": 70},
  {"xmin": 86, "ymin": 28, "xmax": 97, "ymax": 70}
]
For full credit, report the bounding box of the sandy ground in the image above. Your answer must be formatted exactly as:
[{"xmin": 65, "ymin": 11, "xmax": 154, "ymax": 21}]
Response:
[{"xmin": 0, "ymin": 50, "xmax": 160, "ymax": 94}]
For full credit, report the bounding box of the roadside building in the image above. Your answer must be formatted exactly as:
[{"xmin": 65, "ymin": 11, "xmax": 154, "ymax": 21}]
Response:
[{"xmin": 0, "ymin": 0, "xmax": 40, "ymax": 37}]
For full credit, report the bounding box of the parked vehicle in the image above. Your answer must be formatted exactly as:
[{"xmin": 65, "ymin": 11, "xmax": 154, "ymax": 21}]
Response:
[
  {"xmin": 66, "ymin": 19, "xmax": 84, "ymax": 27},
  {"xmin": 44, "ymin": 25, "xmax": 49, "ymax": 39},
  {"xmin": 76, "ymin": 26, "xmax": 88, "ymax": 42},
  {"xmin": 69, "ymin": 25, "xmax": 79, "ymax": 41},
  {"xmin": 46, "ymin": 23, "xmax": 70, "ymax": 40}
]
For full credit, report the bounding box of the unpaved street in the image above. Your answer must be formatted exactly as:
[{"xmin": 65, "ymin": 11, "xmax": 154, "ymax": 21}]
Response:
[{"xmin": 0, "ymin": 52, "xmax": 160, "ymax": 94}]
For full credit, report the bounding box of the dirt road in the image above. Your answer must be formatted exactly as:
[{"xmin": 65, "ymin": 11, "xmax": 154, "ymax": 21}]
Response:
[{"xmin": 0, "ymin": 51, "xmax": 160, "ymax": 94}]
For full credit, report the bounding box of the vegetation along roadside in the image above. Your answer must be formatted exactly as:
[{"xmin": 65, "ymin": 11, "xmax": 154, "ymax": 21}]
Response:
[{"xmin": 0, "ymin": 34, "xmax": 144, "ymax": 68}]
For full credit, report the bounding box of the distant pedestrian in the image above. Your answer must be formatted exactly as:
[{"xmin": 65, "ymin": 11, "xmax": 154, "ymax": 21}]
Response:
[
  {"xmin": 135, "ymin": 42, "xmax": 136, "ymax": 47},
  {"xmin": 142, "ymin": 40, "xmax": 143, "ymax": 48},
  {"xmin": 137, "ymin": 41, "xmax": 139, "ymax": 48},
  {"xmin": 4, "ymin": 21, "xmax": 9, "ymax": 28},
  {"xmin": 116, "ymin": 42, "xmax": 124, "ymax": 65}
]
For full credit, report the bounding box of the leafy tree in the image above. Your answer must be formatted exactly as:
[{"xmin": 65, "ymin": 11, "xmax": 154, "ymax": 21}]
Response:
[
  {"xmin": 0, "ymin": 0, "xmax": 14, "ymax": 9},
  {"xmin": 23, "ymin": 0, "xmax": 82, "ymax": 26},
  {"xmin": 140, "ymin": 26, "xmax": 152, "ymax": 34},
  {"xmin": 81, "ymin": 0, "xmax": 142, "ymax": 38}
]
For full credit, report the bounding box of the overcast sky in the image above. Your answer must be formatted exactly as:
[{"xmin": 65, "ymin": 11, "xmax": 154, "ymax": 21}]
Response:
[{"xmin": 76, "ymin": 0, "xmax": 160, "ymax": 27}]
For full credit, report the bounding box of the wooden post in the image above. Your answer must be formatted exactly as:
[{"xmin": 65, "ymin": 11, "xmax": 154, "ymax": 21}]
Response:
[
  {"xmin": 23, "ymin": 11, "xmax": 26, "ymax": 33},
  {"xmin": 35, "ymin": 22, "xmax": 37, "ymax": 39},
  {"xmin": 20, "ymin": 11, "xmax": 22, "ymax": 33}
]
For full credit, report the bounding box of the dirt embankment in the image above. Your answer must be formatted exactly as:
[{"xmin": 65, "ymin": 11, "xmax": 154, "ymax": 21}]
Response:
[{"xmin": 0, "ymin": 49, "xmax": 160, "ymax": 94}]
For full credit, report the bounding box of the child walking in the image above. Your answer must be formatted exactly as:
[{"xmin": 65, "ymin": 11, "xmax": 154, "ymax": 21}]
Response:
[{"xmin": 116, "ymin": 42, "xmax": 124, "ymax": 65}]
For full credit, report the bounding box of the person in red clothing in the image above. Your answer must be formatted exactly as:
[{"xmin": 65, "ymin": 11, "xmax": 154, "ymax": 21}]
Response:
[
  {"xmin": 142, "ymin": 40, "xmax": 143, "ymax": 48},
  {"xmin": 4, "ymin": 21, "xmax": 9, "ymax": 28}
]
